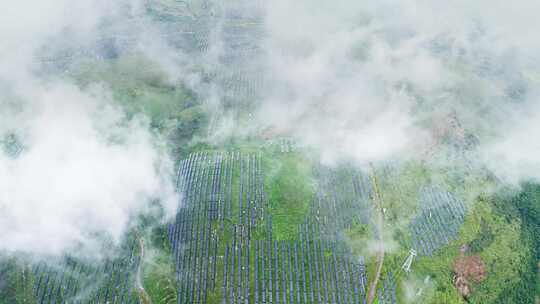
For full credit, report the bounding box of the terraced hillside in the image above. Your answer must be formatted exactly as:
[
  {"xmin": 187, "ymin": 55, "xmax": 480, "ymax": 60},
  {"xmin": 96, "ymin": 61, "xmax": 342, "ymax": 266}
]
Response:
[
  {"xmin": 2, "ymin": 1, "xmax": 540, "ymax": 303},
  {"xmin": 169, "ymin": 151, "xmax": 377, "ymax": 304},
  {"xmin": 3, "ymin": 140, "xmax": 540, "ymax": 304},
  {"xmin": 1, "ymin": 145, "xmax": 471, "ymax": 304}
]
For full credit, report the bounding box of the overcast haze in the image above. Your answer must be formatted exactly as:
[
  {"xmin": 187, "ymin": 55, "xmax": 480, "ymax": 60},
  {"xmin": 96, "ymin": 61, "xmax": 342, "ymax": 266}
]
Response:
[
  {"xmin": 0, "ymin": 0, "xmax": 179, "ymax": 257},
  {"xmin": 2, "ymin": 0, "xmax": 540, "ymax": 258}
]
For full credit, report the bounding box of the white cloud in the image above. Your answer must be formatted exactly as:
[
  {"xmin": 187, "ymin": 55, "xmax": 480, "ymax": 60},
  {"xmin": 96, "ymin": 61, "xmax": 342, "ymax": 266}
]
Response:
[
  {"xmin": 0, "ymin": 0, "xmax": 179, "ymax": 257},
  {"xmin": 0, "ymin": 83, "xmax": 178, "ymax": 257},
  {"xmin": 250, "ymin": 0, "xmax": 540, "ymax": 181}
]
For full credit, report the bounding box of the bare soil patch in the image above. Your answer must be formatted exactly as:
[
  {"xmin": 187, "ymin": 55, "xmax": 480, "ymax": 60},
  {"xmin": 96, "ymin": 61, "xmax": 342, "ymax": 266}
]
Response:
[{"xmin": 453, "ymin": 245, "xmax": 487, "ymax": 299}]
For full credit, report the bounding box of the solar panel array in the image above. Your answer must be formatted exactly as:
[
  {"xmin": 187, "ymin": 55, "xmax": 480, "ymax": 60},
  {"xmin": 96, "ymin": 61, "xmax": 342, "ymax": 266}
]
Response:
[
  {"xmin": 410, "ymin": 186, "xmax": 467, "ymax": 256},
  {"xmin": 373, "ymin": 164, "xmax": 468, "ymax": 257},
  {"xmin": 167, "ymin": 152, "xmax": 375, "ymax": 304},
  {"xmin": 0, "ymin": 150, "xmax": 473, "ymax": 303},
  {"xmin": 377, "ymin": 272, "xmax": 397, "ymax": 304},
  {"xmin": 25, "ymin": 244, "xmax": 140, "ymax": 303},
  {"xmin": 2, "ymin": 0, "xmax": 477, "ymax": 302},
  {"xmin": 310, "ymin": 166, "xmax": 374, "ymax": 238}
]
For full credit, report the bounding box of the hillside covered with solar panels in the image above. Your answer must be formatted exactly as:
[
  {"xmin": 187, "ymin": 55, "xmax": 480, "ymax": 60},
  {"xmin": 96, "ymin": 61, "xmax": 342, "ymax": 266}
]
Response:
[{"xmin": 2, "ymin": 0, "xmax": 540, "ymax": 304}]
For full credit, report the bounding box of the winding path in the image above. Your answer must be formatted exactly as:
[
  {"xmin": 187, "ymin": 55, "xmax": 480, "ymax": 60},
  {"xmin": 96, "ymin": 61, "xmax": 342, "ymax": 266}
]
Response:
[
  {"xmin": 367, "ymin": 169, "xmax": 385, "ymax": 304},
  {"xmin": 136, "ymin": 237, "xmax": 153, "ymax": 304}
]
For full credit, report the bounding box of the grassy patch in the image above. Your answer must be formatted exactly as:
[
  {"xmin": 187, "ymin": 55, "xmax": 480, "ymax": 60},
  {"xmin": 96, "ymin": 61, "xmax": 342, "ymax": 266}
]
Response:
[
  {"xmin": 265, "ymin": 152, "xmax": 315, "ymax": 240},
  {"xmin": 143, "ymin": 228, "xmax": 178, "ymax": 304},
  {"xmin": 0, "ymin": 259, "xmax": 37, "ymax": 304},
  {"xmin": 405, "ymin": 193, "xmax": 530, "ymax": 304},
  {"xmin": 143, "ymin": 251, "xmax": 178, "ymax": 304}
]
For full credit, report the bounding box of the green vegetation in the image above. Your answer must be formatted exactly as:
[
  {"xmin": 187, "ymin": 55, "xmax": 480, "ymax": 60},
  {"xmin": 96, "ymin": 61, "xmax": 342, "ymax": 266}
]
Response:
[
  {"xmin": 69, "ymin": 54, "xmax": 208, "ymax": 158},
  {"xmin": 339, "ymin": 160, "xmax": 540, "ymax": 304},
  {"xmin": 265, "ymin": 152, "xmax": 315, "ymax": 240},
  {"xmin": 73, "ymin": 56, "xmax": 190, "ymax": 119},
  {"xmin": 143, "ymin": 247, "xmax": 178, "ymax": 304},
  {"xmin": 490, "ymin": 183, "xmax": 540, "ymax": 303},
  {"xmin": 136, "ymin": 206, "xmax": 179, "ymax": 304},
  {"xmin": 4, "ymin": 47, "xmax": 540, "ymax": 302},
  {"xmin": 0, "ymin": 260, "xmax": 37, "ymax": 304},
  {"xmin": 344, "ymin": 221, "xmax": 373, "ymax": 256},
  {"xmin": 397, "ymin": 187, "xmax": 537, "ymax": 304},
  {"xmin": 3, "ymin": 150, "xmax": 540, "ymax": 304}
]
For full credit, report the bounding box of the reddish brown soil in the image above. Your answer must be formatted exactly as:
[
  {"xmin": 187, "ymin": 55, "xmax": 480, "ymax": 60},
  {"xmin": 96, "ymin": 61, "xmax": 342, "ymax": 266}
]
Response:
[
  {"xmin": 453, "ymin": 245, "xmax": 487, "ymax": 299},
  {"xmin": 454, "ymin": 255, "xmax": 487, "ymax": 283}
]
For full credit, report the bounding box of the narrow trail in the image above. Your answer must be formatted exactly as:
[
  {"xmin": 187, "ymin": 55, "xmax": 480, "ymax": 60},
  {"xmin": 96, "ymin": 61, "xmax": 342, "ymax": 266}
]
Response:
[
  {"xmin": 367, "ymin": 169, "xmax": 385, "ymax": 304},
  {"xmin": 136, "ymin": 237, "xmax": 153, "ymax": 304}
]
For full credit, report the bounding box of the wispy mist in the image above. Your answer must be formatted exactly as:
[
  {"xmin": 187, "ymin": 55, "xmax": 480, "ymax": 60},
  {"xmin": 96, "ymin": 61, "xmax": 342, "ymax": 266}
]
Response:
[
  {"xmin": 2, "ymin": 0, "xmax": 540, "ymax": 258},
  {"xmin": 0, "ymin": 0, "xmax": 180, "ymax": 256},
  {"xmin": 243, "ymin": 0, "xmax": 540, "ymax": 182}
]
